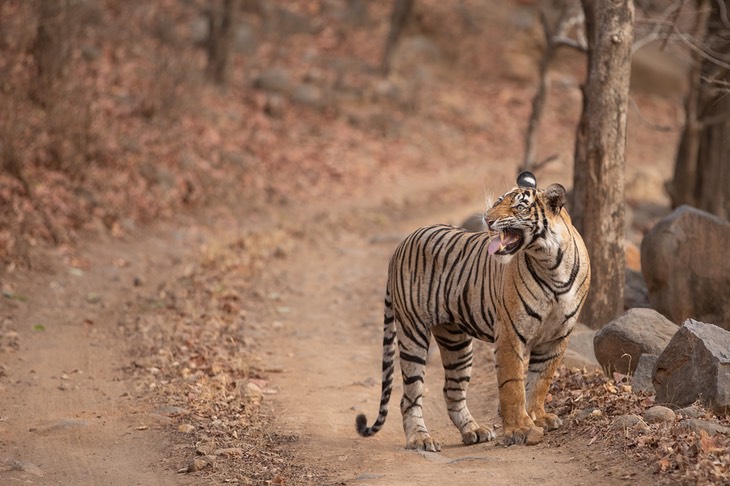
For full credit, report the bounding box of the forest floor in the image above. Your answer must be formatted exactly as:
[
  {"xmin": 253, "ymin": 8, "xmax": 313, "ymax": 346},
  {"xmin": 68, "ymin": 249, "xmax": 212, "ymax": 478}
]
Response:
[{"xmin": 3, "ymin": 1, "xmax": 724, "ymax": 485}]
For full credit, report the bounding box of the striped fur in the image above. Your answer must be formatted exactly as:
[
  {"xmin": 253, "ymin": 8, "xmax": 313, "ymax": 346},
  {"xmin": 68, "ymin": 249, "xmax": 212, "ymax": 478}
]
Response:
[{"xmin": 356, "ymin": 172, "xmax": 590, "ymax": 450}]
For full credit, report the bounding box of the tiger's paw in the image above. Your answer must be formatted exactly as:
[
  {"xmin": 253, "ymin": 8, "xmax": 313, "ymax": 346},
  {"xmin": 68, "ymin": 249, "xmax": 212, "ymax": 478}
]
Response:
[
  {"xmin": 533, "ymin": 413, "xmax": 562, "ymax": 431},
  {"xmin": 462, "ymin": 425, "xmax": 496, "ymax": 445},
  {"xmin": 503, "ymin": 425, "xmax": 544, "ymax": 446},
  {"xmin": 406, "ymin": 432, "xmax": 441, "ymax": 452}
]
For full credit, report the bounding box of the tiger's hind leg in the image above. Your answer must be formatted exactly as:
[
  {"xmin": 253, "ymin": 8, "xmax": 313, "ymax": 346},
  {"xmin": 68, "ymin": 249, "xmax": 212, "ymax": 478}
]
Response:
[
  {"xmin": 396, "ymin": 321, "xmax": 440, "ymax": 452},
  {"xmin": 525, "ymin": 338, "xmax": 569, "ymax": 431},
  {"xmin": 433, "ymin": 324, "xmax": 495, "ymax": 445}
]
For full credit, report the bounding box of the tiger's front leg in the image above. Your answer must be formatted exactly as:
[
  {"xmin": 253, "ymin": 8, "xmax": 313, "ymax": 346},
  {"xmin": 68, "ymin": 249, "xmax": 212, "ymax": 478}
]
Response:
[
  {"xmin": 494, "ymin": 332, "xmax": 544, "ymax": 446},
  {"xmin": 525, "ymin": 338, "xmax": 569, "ymax": 431}
]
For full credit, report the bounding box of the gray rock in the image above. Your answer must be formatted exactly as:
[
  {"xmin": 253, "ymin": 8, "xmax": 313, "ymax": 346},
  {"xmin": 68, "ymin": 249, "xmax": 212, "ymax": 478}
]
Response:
[
  {"xmin": 632, "ymin": 353, "xmax": 658, "ymax": 394},
  {"xmin": 594, "ymin": 308, "xmax": 678, "ymax": 375},
  {"xmin": 624, "ymin": 269, "xmax": 650, "ymax": 310},
  {"xmin": 461, "ymin": 213, "xmax": 487, "ymax": 232},
  {"xmin": 233, "ymin": 23, "xmax": 257, "ymax": 54},
  {"xmin": 292, "ymin": 84, "xmax": 326, "ymax": 109},
  {"xmin": 680, "ymin": 419, "xmax": 730, "ymax": 437},
  {"xmin": 643, "ymin": 405, "xmax": 676, "ymax": 424},
  {"xmin": 565, "ymin": 324, "xmax": 600, "ymax": 369},
  {"xmin": 675, "ymin": 405, "xmax": 705, "ymax": 419},
  {"xmin": 653, "ymin": 319, "xmax": 730, "ymax": 414},
  {"xmin": 641, "ymin": 205, "xmax": 730, "ymax": 331},
  {"xmin": 253, "ymin": 69, "xmax": 293, "ymax": 95},
  {"xmin": 611, "ymin": 414, "xmax": 648, "ymax": 430},
  {"xmin": 572, "ymin": 407, "xmax": 601, "ymax": 423}
]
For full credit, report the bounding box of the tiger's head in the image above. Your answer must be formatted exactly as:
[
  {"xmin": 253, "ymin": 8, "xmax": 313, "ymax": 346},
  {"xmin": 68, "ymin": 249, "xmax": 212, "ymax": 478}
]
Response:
[{"xmin": 485, "ymin": 171, "xmax": 568, "ymax": 260}]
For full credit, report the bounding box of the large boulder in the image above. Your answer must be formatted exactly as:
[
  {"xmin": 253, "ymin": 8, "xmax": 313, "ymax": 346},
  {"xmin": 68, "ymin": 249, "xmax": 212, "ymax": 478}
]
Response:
[
  {"xmin": 593, "ymin": 308, "xmax": 678, "ymax": 374},
  {"xmin": 641, "ymin": 205, "xmax": 730, "ymax": 331},
  {"xmin": 653, "ymin": 319, "xmax": 730, "ymax": 414}
]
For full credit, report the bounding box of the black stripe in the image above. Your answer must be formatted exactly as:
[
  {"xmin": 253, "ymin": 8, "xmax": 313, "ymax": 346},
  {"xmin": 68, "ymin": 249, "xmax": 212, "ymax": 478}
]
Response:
[
  {"xmin": 434, "ymin": 336, "xmax": 472, "ymax": 352},
  {"xmin": 404, "ymin": 374, "xmax": 424, "ymax": 385},
  {"xmin": 516, "ymin": 282, "xmax": 542, "ymax": 322},
  {"xmin": 498, "ymin": 377, "xmax": 523, "ymax": 388},
  {"xmin": 399, "ymin": 351, "xmax": 426, "ymax": 366}
]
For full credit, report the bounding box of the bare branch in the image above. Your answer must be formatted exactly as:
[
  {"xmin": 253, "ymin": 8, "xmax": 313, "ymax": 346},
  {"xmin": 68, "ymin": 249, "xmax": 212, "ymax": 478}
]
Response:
[
  {"xmin": 531, "ymin": 154, "xmax": 561, "ymax": 172},
  {"xmin": 629, "ymin": 97, "xmax": 674, "ymax": 132},
  {"xmin": 553, "ymin": 36, "xmax": 588, "ymax": 52},
  {"xmin": 717, "ymin": 0, "xmax": 730, "ymax": 30},
  {"xmin": 673, "ymin": 23, "xmax": 730, "ymax": 70}
]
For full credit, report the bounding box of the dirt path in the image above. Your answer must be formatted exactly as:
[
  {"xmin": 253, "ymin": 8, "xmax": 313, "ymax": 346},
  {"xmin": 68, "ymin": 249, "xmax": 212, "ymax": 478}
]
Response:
[
  {"xmin": 0, "ymin": 220, "xmax": 205, "ymax": 485},
  {"xmin": 1, "ymin": 165, "xmax": 657, "ymax": 485},
  {"xmin": 258, "ymin": 187, "xmax": 643, "ymax": 486}
]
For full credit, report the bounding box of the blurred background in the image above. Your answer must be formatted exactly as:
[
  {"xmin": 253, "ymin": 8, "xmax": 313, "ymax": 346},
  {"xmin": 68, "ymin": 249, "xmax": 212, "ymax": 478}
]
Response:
[{"xmin": 0, "ymin": 0, "xmax": 725, "ymax": 267}]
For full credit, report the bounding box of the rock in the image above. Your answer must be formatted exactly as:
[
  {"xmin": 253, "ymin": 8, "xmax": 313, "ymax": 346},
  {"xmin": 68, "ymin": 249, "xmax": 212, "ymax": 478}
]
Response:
[
  {"xmin": 291, "ymin": 84, "xmax": 326, "ymax": 109},
  {"xmin": 641, "ymin": 205, "xmax": 730, "ymax": 331},
  {"xmin": 643, "ymin": 406, "xmax": 676, "ymax": 424},
  {"xmin": 183, "ymin": 456, "xmax": 213, "ymax": 473},
  {"xmin": 594, "ymin": 308, "xmax": 678, "ymax": 375},
  {"xmin": 233, "ymin": 23, "xmax": 257, "ymax": 54},
  {"xmin": 253, "ymin": 69, "xmax": 293, "ymax": 95},
  {"xmin": 624, "ymin": 269, "xmax": 650, "ymax": 310},
  {"xmin": 461, "ymin": 213, "xmax": 487, "ymax": 232},
  {"xmin": 564, "ymin": 324, "xmax": 600, "ymax": 369},
  {"xmin": 611, "ymin": 414, "xmax": 648, "ymax": 431},
  {"xmin": 178, "ymin": 424, "xmax": 195, "ymax": 434},
  {"xmin": 245, "ymin": 382, "xmax": 264, "ymax": 403},
  {"xmin": 572, "ymin": 407, "xmax": 601, "ymax": 423},
  {"xmin": 675, "ymin": 405, "xmax": 705, "ymax": 419},
  {"xmin": 654, "ymin": 319, "xmax": 730, "ymax": 414},
  {"xmin": 631, "ymin": 353, "xmax": 658, "ymax": 394},
  {"xmin": 680, "ymin": 419, "xmax": 730, "ymax": 437}
]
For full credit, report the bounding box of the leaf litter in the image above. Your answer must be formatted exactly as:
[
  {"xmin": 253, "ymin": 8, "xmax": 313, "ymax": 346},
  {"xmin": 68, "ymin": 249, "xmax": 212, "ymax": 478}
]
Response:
[
  {"xmin": 119, "ymin": 225, "xmax": 316, "ymax": 484},
  {"xmin": 548, "ymin": 367, "xmax": 729, "ymax": 485}
]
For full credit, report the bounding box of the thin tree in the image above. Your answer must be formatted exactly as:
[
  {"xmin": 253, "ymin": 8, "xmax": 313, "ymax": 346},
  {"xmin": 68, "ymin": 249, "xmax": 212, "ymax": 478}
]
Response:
[
  {"xmin": 572, "ymin": 0, "xmax": 635, "ymax": 329},
  {"xmin": 668, "ymin": 0, "xmax": 730, "ymax": 220},
  {"xmin": 32, "ymin": 0, "xmax": 74, "ymax": 105},
  {"xmin": 522, "ymin": 1, "xmax": 586, "ymax": 172},
  {"xmin": 206, "ymin": 0, "xmax": 239, "ymax": 85},
  {"xmin": 381, "ymin": 0, "xmax": 415, "ymax": 76}
]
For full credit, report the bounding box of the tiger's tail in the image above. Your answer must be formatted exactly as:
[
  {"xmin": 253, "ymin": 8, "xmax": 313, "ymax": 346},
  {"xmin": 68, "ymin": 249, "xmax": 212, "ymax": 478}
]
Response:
[{"xmin": 356, "ymin": 286, "xmax": 397, "ymax": 437}]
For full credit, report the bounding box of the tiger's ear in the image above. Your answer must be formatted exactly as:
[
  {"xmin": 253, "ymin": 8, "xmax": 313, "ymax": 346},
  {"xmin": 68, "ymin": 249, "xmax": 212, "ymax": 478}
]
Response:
[
  {"xmin": 517, "ymin": 171, "xmax": 537, "ymax": 189},
  {"xmin": 544, "ymin": 183, "xmax": 566, "ymax": 214}
]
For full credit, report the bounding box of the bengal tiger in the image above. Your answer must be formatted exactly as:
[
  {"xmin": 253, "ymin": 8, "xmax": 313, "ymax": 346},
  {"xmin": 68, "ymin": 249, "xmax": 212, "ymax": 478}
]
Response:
[{"xmin": 356, "ymin": 171, "xmax": 590, "ymax": 451}]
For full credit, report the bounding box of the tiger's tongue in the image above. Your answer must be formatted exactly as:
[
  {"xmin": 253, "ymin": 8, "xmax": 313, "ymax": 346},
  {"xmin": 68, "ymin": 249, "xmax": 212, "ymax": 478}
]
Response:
[{"xmin": 488, "ymin": 232, "xmax": 518, "ymax": 255}]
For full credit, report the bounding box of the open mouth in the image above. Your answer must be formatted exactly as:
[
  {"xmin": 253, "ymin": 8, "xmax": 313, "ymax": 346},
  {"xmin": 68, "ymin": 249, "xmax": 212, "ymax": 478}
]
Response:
[{"xmin": 487, "ymin": 229, "xmax": 523, "ymax": 256}]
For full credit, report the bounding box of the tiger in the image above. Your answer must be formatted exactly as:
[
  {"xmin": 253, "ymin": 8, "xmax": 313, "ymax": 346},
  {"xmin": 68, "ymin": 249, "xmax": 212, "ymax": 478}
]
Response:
[{"xmin": 356, "ymin": 171, "xmax": 590, "ymax": 451}]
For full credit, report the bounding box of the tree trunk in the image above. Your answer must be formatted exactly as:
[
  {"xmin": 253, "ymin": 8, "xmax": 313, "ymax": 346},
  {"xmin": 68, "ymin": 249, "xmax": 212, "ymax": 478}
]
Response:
[
  {"xmin": 669, "ymin": 0, "xmax": 730, "ymax": 220},
  {"xmin": 206, "ymin": 0, "xmax": 239, "ymax": 86},
  {"xmin": 33, "ymin": 0, "xmax": 72, "ymax": 104},
  {"xmin": 572, "ymin": 0, "xmax": 634, "ymax": 329},
  {"xmin": 381, "ymin": 0, "xmax": 414, "ymax": 76}
]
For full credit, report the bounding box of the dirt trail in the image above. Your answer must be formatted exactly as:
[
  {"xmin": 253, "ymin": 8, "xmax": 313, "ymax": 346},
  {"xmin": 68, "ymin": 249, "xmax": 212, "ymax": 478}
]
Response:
[
  {"xmin": 1, "ymin": 165, "xmax": 656, "ymax": 485},
  {"xmin": 0, "ymin": 221, "xmax": 204, "ymax": 485},
  {"xmin": 258, "ymin": 188, "xmax": 633, "ymax": 486}
]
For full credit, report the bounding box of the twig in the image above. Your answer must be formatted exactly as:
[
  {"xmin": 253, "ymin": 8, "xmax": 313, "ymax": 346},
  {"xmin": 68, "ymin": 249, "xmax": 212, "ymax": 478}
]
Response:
[{"xmin": 629, "ymin": 97, "xmax": 674, "ymax": 132}]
